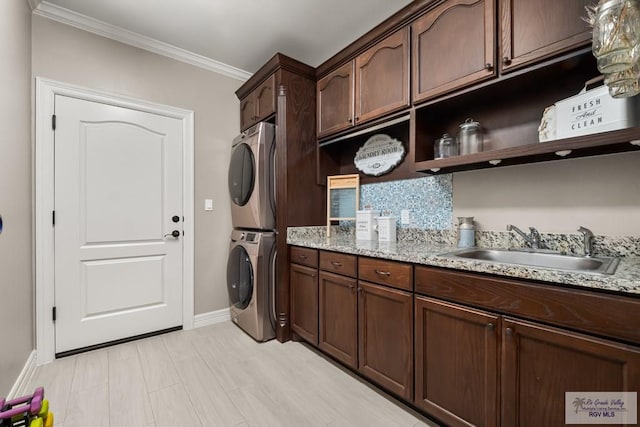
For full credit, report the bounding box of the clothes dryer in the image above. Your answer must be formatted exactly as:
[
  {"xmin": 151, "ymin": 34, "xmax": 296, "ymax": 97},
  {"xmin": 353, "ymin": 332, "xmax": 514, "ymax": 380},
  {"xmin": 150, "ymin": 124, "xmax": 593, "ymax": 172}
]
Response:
[
  {"xmin": 226, "ymin": 229, "xmax": 276, "ymax": 341},
  {"xmin": 228, "ymin": 122, "xmax": 275, "ymax": 230}
]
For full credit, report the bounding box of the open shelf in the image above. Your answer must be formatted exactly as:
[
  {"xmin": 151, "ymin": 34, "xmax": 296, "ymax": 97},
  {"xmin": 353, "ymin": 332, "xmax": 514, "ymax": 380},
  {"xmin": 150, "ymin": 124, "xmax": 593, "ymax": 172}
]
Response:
[
  {"xmin": 410, "ymin": 50, "xmax": 621, "ymax": 174},
  {"xmin": 415, "ymin": 127, "xmax": 640, "ymax": 173}
]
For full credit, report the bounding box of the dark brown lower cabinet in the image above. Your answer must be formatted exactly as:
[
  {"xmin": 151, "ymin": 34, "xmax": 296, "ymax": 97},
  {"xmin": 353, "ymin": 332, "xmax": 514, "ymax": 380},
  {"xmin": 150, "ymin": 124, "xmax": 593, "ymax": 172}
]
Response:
[
  {"xmin": 415, "ymin": 296, "xmax": 499, "ymax": 427},
  {"xmin": 501, "ymin": 318, "xmax": 640, "ymax": 427},
  {"xmin": 290, "ymin": 263, "xmax": 318, "ymax": 345},
  {"xmin": 319, "ymin": 271, "xmax": 358, "ymax": 368},
  {"xmin": 358, "ymin": 281, "xmax": 413, "ymax": 400}
]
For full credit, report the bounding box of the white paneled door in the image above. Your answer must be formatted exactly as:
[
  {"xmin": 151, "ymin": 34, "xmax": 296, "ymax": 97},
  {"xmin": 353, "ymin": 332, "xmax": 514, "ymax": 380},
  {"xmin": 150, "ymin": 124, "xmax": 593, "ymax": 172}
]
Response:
[{"xmin": 54, "ymin": 95, "xmax": 183, "ymax": 354}]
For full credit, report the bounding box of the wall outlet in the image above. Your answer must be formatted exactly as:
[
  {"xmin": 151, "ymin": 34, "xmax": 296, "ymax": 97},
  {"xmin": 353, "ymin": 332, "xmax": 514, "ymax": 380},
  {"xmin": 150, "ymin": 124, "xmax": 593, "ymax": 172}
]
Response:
[{"xmin": 401, "ymin": 209, "xmax": 411, "ymax": 225}]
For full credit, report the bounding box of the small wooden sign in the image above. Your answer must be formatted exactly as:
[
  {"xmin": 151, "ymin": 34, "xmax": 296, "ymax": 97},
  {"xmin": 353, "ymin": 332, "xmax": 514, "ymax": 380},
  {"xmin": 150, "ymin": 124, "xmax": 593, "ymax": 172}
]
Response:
[{"xmin": 327, "ymin": 174, "xmax": 360, "ymax": 237}]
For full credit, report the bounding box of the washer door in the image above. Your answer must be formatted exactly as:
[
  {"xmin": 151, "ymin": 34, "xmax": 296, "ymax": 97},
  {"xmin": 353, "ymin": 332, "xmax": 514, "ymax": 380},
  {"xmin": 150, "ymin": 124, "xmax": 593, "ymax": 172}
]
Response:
[
  {"xmin": 228, "ymin": 143, "xmax": 255, "ymax": 207},
  {"xmin": 227, "ymin": 245, "xmax": 254, "ymax": 310}
]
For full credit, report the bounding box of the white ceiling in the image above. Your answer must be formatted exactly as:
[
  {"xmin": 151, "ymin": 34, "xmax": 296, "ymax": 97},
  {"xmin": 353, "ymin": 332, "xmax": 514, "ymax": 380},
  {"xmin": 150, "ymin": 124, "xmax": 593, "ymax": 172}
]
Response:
[{"xmin": 34, "ymin": 0, "xmax": 414, "ymax": 77}]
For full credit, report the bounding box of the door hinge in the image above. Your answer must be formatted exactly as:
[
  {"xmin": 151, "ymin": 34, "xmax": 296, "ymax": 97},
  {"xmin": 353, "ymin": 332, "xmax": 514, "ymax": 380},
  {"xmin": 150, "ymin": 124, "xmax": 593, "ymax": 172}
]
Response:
[
  {"xmin": 52, "ymin": 114, "xmax": 56, "ymax": 131},
  {"xmin": 52, "ymin": 306, "xmax": 57, "ymax": 322},
  {"xmin": 52, "ymin": 210, "xmax": 55, "ymax": 226}
]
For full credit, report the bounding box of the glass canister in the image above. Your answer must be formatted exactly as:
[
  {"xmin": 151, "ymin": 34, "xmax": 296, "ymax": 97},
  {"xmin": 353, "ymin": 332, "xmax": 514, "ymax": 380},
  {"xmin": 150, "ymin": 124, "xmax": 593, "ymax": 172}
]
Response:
[
  {"xmin": 592, "ymin": 0, "xmax": 640, "ymax": 97},
  {"xmin": 434, "ymin": 133, "xmax": 458, "ymax": 159},
  {"xmin": 458, "ymin": 118, "xmax": 483, "ymax": 155},
  {"xmin": 592, "ymin": 0, "xmax": 640, "ymax": 74}
]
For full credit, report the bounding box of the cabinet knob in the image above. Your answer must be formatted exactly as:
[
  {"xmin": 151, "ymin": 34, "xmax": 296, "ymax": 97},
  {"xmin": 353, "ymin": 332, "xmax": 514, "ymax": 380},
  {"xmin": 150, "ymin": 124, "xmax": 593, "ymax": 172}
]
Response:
[
  {"xmin": 299, "ymin": 255, "xmax": 308, "ymax": 260},
  {"xmin": 357, "ymin": 287, "xmax": 363, "ymax": 293},
  {"xmin": 355, "ymin": 116, "xmax": 360, "ymax": 122},
  {"xmin": 487, "ymin": 323, "xmax": 495, "ymax": 331},
  {"xmin": 348, "ymin": 284, "xmax": 355, "ymax": 289},
  {"xmin": 375, "ymin": 270, "xmax": 391, "ymax": 277},
  {"xmin": 503, "ymin": 57, "xmax": 512, "ymax": 65},
  {"xmin": 347, "ymin": 117, "xmax": 353, "ymax": 123},
  {"xmin": 506, "ymin": 327, "xmax": 514, "ymax": 336},
  {"xmin": 330, "ymin": 261, "xmax": 343, "ymax": 267},
  {"xmin": 485, "ymin": 63, "xmax": 493, "ymax": 71}
]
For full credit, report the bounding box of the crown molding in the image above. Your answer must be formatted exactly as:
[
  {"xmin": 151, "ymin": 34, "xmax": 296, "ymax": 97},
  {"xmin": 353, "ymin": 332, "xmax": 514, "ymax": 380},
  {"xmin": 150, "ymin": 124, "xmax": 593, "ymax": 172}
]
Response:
[
  {"xmin": 28, "ymin": 0, "xmax": 42, "ymax": 11},
  {"xmin": 32, "ymin": 1, "xmax": 251, "ymax": 81}
]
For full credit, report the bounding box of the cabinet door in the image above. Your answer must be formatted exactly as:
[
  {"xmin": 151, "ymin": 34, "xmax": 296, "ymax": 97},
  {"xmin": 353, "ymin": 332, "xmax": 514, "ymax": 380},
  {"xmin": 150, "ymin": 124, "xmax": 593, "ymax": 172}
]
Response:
[
  {"xmin": 255, "ymin": 74, "xmax": 276, "ymax": 122},
  {"xmin": 239, "ymin": 94, "xmax": 255, "ymax": 131},
  {"xmin": 415, "ymin": 296, "xmax": 499, "ymax": 427},
  {"xmin": 358, "ymin": 281, "xmax": 413, "ymax": 400},
  {"xmin": 319, "ymin": 271, "xmax": 358, "ymax": 368},
  {"xmin": 499, "ymin": 0, "xmax": 593, "ymax": 72},
  {"xmin": 502, "ymin": 318, "xmax": 640, "ymax": 427},
  {"xmin": 290, "ymin": 263, "xmax": 318, "ymax": 345},
  {"xmin": 317, "ymin": 62, "xmax": 354, "ymax": 138},
  {"xmin": 412, "ymin": 0, "xmax": 495, "ymax": 103},
  {"xmin": 355, "ymin": 27, "xmax": 410, "ymax": 123}
]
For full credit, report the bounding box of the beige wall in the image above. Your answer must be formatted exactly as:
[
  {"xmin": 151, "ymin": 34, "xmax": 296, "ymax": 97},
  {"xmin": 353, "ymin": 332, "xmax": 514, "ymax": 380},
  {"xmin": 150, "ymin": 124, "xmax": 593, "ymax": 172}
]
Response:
[
  {"xmin": 32, "ymin": 15, "xmax": 241, "ymax": 315},
  {"xmin": 453, "ymin": 151, "xmax": 640, "ymax": 235},
  {"xmin": 0, "ymin": 0, "xmax": 33, "ymax": 395}
]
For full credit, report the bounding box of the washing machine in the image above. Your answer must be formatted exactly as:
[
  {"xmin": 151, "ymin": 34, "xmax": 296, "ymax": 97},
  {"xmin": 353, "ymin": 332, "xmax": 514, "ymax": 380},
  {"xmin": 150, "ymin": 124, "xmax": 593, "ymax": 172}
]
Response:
[
  {"xmin": 228, "ymin": 122, "xmax": 276, "ymax": 230},
  {"xmin": 226, "ymin": 229, "xmax": 276, "ymax": 342}
]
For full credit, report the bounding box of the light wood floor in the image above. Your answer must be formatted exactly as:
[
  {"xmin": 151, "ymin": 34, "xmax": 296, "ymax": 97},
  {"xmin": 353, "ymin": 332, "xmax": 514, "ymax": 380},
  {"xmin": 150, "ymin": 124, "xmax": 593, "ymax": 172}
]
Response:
[{"xmin": 28, "ymin": 321, "xmax": 438, "ymax": 427}]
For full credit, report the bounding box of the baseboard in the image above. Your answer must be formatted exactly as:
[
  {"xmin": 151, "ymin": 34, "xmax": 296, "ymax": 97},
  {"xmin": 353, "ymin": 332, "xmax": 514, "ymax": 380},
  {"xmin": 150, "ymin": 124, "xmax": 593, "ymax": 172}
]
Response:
[
  {"xmin": 7, "ymin": 350, "xmax": 37, "ymax": 399},
  {"xmin": 193, "ymin": 308, "xmax": 231, "ymax": 328}
]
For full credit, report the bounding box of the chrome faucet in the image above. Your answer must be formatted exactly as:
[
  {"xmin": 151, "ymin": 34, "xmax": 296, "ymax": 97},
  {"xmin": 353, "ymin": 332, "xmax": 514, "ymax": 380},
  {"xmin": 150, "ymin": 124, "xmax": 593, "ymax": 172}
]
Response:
[
  {"xmin": 506, "ymin": 224, "xmax": 547, "ymax": 250},
  {"xmin": 577, "ymin": 226, "xmax": 594, "ymax": 257}
]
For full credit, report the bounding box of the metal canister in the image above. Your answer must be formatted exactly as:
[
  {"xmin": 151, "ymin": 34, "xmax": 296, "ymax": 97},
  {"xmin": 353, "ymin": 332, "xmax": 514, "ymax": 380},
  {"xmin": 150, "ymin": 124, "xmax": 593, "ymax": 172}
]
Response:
[{"xmin": 458, "ymin": 118, "xmax": 483, "ymax": 155}]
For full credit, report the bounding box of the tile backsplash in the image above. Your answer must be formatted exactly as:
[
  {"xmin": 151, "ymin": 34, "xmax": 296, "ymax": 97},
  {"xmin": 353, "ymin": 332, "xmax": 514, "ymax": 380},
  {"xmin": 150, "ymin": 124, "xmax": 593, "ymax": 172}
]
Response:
[{"xmin": 359, "ymin": 175, "xmax": 453, "ymax": 230}]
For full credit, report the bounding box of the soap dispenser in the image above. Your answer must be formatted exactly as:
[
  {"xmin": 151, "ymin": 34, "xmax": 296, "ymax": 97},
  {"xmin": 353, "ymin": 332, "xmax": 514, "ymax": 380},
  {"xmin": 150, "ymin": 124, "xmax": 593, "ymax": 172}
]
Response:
[{"xmin": 457, "ymin": 217, "xmax": 476, "ymax": 248}]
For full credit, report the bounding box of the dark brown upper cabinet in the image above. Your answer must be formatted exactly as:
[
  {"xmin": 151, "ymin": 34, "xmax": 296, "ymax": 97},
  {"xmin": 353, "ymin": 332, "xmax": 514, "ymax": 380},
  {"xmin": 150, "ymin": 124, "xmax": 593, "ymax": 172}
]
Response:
[
  {"xmin": 239, "ymin": 74, "xmax": 276, "ymax": 130},
  {"xmin": 499, "ymin": 0, "xmax": 593, "ymax": 72},
  {"xmin": 317, "ymin": 62, "xmax": 354, "ymax": 138},
  {"xmin": 355, "ymin": 27, "xmax": 410, "ymax": 124},
  {"xmin": 317, "ymin": 28, "xmax": 409, "ymax": 139},
  {"xmin": 412, "ymin": 0, "xmax": 496, "ymax": 104}
]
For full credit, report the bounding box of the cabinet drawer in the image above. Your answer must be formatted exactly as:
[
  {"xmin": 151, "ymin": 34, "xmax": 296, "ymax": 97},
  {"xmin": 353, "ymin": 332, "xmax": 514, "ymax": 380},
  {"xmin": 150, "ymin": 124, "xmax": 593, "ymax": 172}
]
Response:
[
  {"xmin": 290, "ymin": 246, "xmax": 318, "ymax": 268},
  {"xmin": 358, "ymin": 257, "xmax": 413, "ymax": 291},
  {"xmin": 319, "ymin": 251, "xmax": 357, "ymax": 277}
]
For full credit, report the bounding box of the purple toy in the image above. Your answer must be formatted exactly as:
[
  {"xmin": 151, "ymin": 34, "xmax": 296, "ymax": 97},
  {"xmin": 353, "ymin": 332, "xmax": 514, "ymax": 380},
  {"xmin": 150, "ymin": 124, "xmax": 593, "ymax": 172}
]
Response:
[{"xmin": 0, "ymin": 387, "xmax": 44, "ymax": 426}]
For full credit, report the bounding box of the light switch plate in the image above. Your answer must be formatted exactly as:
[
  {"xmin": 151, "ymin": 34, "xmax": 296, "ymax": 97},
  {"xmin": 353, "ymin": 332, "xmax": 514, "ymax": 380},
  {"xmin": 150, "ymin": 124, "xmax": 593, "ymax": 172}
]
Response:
[{"xmin": 204, "ymin": 199, "xmax": 213, "ymax": 211}]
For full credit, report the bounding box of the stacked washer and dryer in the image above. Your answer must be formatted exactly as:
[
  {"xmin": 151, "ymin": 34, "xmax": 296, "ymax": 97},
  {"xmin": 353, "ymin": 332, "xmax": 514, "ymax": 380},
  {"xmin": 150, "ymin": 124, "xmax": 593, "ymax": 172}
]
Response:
[{"xmin": 226, "ymin": 122, "xmax": 277, "ymax": 342}]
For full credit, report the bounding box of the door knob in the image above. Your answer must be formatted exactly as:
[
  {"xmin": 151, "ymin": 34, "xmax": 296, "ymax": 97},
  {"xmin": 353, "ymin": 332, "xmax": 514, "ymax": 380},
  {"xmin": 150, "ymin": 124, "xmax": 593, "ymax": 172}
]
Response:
[
  {"xmin": 172, "ymin": 215, "xmax": 180, "ymax": 223},
  {"xmin": 164, "ymin": 230, "xmax": 180, "ymax": 239}
]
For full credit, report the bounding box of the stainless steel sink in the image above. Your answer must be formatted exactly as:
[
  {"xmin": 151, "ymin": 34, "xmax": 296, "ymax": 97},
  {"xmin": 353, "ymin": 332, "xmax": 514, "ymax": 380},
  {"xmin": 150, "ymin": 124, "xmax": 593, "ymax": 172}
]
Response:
[{"xmin": 441, "ymin": 248, "xmax": 620, "ymax": 275}]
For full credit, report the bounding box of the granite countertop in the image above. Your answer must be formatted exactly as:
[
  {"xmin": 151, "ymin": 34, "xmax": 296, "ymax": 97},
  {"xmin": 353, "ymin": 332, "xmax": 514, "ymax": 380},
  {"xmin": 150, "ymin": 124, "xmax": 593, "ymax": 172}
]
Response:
[{"xmin": 287, "ymin": 227, "xmax": 640, "ymax": 296}]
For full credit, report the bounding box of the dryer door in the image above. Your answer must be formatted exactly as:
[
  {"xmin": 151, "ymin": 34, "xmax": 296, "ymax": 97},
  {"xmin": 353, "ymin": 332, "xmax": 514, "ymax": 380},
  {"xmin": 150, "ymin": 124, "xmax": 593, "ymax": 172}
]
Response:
[
  {"xmin": 228, "ymin": 142, "xmax": 255, "ymax": 207},
  {"xmin": 227, "ymin": 245, "xmax": 254, "ymax": 310}
]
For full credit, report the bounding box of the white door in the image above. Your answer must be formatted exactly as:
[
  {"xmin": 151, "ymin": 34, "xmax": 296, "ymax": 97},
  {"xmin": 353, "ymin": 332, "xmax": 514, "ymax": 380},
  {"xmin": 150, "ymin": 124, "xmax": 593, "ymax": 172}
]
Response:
[{"xmin": 54, "ymin": 95, "xmax": 183, "ymax": 354}]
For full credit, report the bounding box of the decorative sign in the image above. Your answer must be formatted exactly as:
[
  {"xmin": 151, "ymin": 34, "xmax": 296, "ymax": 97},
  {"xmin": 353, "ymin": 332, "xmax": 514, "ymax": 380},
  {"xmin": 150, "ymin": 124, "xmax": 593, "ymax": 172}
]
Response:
[{"xmin": 354, "ymin": 134, "xmax": 406, "ymax": 176}]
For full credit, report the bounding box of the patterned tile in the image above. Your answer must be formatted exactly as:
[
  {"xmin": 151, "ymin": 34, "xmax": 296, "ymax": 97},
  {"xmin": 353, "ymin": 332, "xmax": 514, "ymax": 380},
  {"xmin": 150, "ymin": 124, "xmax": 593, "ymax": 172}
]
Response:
[{"xmin": 359, "ymin": 175, "xmax": 453, "ymax": 230}]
